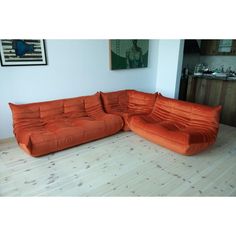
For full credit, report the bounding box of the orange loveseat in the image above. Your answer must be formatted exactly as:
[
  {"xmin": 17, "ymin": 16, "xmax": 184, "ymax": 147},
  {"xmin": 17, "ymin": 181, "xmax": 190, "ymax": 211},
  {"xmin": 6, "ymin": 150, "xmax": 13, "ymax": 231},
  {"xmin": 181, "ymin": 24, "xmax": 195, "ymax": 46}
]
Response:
[
  {"xmin": 9, "ymin": 93, "xmax": 123, "ymax": 157},
  {"xmin": 128, "ymin": 94, "xmax": 222, "ymax": 155}
]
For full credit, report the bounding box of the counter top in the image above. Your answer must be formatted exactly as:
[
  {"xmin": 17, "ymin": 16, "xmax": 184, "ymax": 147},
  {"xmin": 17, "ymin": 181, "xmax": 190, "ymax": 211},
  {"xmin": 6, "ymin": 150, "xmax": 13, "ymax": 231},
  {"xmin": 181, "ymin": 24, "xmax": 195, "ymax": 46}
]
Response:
[{"xmin": 188, "ymin": 75, "xmax": 236, "ymax": 81}]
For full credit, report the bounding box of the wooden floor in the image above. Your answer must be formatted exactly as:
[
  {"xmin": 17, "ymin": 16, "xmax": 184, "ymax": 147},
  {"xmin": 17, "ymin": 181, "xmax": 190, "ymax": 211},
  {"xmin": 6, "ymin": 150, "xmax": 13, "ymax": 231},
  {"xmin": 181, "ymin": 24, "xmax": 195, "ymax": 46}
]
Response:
[{"xmin": 0, "ymin": 124, "xmax": 236, "ymax": 196}]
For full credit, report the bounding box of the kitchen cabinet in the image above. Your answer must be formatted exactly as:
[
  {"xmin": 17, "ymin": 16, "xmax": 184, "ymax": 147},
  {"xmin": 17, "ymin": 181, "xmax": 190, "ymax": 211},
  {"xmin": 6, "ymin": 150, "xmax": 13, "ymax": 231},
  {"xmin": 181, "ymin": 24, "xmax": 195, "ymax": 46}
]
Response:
[
  {"xmin": 186, "ymin": 76, "xmax": 236, "ymax": 127},
  {"xmin": 200, "ymin": 40, "xmax": 236, "ymax": 55}
]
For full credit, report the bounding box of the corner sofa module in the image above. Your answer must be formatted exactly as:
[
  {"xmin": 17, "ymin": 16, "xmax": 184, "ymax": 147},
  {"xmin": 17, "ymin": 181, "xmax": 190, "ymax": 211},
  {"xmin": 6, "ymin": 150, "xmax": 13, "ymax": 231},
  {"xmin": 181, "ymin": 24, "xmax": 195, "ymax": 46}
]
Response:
[
  {"xmin": 9, "ymin": 93, "xmax": 123, "ymax": 157},
  {"xmin": 128, "ymin": 94, "xmax": 222, "ymax": 155},
  {"xmin": 100, "ymin": 89, "xmax": 157, "ymax": 131}
]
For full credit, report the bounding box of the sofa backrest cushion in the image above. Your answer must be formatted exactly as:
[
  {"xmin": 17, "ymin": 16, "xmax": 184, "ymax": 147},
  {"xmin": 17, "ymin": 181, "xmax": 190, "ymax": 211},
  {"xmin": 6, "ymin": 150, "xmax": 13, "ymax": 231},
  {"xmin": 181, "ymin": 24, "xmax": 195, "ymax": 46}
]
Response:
[
  {"xmin": 63, "ymin": 97, "xmax": 87, "ymax": 117},
  {"xmin": 9, "ymin": 95, "xmax": 91, "ymax": 122},
  {"xmin": 9, "ymin": 103, "xmax": 40, "ymax": 124},
  {"xmin": 152, "ymin": 94, "xmax": 222, "ymax": 130},
  {"xmin": 40, "ymin": 100, "xmax": 64, "ymax": 118},
  {"xmin": 100, "ymin": 90, "xmax": 129, "ymax": 113},
  {"xmin": 127, "ymin": 90, "xmax": 156, "ymax": 114},
  {"xmin": 84, "ymin": 92, "xmax": 105, "ymax": 118}
]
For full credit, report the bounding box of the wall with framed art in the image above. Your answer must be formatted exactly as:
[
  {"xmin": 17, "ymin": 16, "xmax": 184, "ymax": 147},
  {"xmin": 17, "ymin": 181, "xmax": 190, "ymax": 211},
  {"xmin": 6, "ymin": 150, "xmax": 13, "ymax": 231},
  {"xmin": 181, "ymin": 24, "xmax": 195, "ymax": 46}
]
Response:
[{"xmin": 0, "ymin": 40, "xmax": 159, "ymax": 140}]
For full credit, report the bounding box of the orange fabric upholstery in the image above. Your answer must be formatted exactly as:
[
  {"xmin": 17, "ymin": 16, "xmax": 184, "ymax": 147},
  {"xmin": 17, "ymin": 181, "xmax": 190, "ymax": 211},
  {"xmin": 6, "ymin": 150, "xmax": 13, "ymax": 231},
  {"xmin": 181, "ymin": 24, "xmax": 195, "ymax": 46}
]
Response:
[
  {"xmin": 63, "ymin": 96, "xmax": 87, "ymax": 117},
  {"xmin": 107, "ymin": 111, "xmax": 138, "ymax": 131},
  {"xmin": 9, "ymin": 90, "xmax": 221, "ymax": 157},
  {"xmin": 128, "ymin": 90, "xmax": 156, "ymax": 114},
  {"xmin": 40, "ymin": 100, "xmax": 64, "ymax": 118},
  {"xmin": 84, "ymin": 92, "xmax": 105, "ymax": 118},
  {"xmin": 100, "ymin": 90, "xmax": 130, "ymax": 113},
  {"xmin": 101, "ymin": 90, "xmax": 156, "ymax": 130},
  {"xmin": 128, "ymin": 94, "xmax": 222, "ymax": 155},
  {"xmin": 9, "ymin": 93, "xmax": 123, "ymax": 157}
]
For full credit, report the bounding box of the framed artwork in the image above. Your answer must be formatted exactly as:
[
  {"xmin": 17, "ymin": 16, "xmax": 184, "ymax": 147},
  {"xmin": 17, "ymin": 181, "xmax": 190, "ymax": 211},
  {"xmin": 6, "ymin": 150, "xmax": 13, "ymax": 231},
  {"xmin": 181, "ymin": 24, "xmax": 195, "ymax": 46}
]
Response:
[
  {"xmin": 0, "ymin": 39, "xmax": 47, "ymax": 66},
  {"xmin": 110, "ymin": 39, "xmax": 149, "ymax": 70}
]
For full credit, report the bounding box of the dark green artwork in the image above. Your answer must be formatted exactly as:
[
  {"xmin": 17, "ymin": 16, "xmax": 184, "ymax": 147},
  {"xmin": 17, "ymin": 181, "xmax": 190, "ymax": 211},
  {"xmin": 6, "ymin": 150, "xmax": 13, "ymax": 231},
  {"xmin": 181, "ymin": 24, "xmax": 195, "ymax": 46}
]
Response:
[{"xmin": 110, "ymin": 40, "xmax": 149, "ymax": 70}]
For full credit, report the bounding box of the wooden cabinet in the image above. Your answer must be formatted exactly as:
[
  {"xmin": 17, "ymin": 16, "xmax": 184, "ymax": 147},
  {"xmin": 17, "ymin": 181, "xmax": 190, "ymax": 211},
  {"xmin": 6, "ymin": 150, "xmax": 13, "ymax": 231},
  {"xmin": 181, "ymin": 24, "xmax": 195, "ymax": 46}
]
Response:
[
  {"xmin": 200, "ymin": 40, "xmax": 236, "ymax": 55},
  {"xmin": 186, "ymin": 76, "xmax": 236, "ymax": 127}
]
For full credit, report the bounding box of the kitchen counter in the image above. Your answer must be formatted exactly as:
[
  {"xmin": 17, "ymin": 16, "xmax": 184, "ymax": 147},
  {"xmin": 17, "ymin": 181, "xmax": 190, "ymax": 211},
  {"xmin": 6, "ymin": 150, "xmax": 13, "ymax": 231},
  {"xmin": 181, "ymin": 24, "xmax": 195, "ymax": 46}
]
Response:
[
  {"xmin": 191, "ymin": 74, "xmax": 236, "ymax": 81},
  {"xmin": 186, "ymin": 76, "xmax": 236, "ymax": 127}
]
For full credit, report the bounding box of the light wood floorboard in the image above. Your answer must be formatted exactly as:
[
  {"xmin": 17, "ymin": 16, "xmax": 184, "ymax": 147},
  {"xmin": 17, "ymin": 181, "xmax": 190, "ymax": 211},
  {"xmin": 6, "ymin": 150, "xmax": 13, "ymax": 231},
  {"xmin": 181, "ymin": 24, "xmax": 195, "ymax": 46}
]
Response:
[{"xmin": 0, "ymin": 124, "xmax": 236, "ymax": 196}]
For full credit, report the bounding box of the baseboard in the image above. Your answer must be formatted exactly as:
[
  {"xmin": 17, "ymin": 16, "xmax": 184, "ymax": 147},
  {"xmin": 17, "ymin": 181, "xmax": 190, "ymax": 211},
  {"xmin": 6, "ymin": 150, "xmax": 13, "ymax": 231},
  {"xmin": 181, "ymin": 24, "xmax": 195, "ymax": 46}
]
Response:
[{"xmin": 0, "ymin": 137, "xmax": 15, "ymax": 144}]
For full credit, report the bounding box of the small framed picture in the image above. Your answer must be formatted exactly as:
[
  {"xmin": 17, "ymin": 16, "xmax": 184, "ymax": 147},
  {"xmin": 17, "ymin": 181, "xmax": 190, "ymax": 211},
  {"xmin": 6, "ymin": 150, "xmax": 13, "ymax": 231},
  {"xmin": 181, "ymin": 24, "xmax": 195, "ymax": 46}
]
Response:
[
  {"xmin": 110, "ymin": 39, "xmax": 149, "ymax": 70},
  {"xmin": 0, "ymin": 39, "xmax": 47, "ymax": 66}
]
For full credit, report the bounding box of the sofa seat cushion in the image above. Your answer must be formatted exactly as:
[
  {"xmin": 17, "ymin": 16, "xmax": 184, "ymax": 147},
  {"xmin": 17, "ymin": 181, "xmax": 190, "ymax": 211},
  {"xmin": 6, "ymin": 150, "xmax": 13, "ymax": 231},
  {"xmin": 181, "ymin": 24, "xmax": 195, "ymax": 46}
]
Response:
[
  {"xmin": 15, "ymin": 113, "xmax": 123, "ymax": 157},
  {"xmin": 109, "ymin": 111, "xmax": 147, "ymax": 131},
  {"xmin": 128, "ymin": 120, "xmax": 214, "ymax": 155},
  {"xmin": 130, "ymin": 115, "xmax": 217, "ymax": 144},
  {"xmin": 129, "ymin": 115, "xmax": 189, "ymax": 144}
]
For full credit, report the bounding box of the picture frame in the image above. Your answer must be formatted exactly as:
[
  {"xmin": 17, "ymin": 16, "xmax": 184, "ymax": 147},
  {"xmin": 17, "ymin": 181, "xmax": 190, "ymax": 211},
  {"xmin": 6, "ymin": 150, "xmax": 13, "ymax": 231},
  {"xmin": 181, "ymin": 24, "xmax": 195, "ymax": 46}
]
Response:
[
  {"xmin": 110, "ymin": 39, "xmax": 149, "ymax": 70},
  {"xmin": 0, "ymin": 39, "xmax": 47, "ymax": 66}
]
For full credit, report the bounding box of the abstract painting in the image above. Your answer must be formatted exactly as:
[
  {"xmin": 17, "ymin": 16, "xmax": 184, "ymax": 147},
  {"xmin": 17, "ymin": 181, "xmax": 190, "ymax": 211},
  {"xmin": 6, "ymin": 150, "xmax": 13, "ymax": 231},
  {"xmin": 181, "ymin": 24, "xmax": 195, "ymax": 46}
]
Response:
[
  {"xmin": 0, "ymin": 39, "xmax": 47, "ymax": 66},
  {"xmin": 110, "ymin": 39, "xmax": 149, "ymax": 70}
]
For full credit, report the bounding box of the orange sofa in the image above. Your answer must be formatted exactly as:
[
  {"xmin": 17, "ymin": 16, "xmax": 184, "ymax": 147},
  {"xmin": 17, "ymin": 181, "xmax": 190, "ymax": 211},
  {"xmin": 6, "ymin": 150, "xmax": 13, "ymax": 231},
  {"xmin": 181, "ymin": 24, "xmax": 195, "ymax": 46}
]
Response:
[
  {"xmin": 9, "ymin": 90, "xmax": 221, "ymax": 157},
  {"xmin": 9, "ymin": 93, "xmax": 123, "ymax": 157},
  {"xmin": 128, "ymin": 94, "xmax": 222, "ymax": 155},
  {"xmin": 101, "ymin": 90, "xmax": 157, "ymax": 131}
]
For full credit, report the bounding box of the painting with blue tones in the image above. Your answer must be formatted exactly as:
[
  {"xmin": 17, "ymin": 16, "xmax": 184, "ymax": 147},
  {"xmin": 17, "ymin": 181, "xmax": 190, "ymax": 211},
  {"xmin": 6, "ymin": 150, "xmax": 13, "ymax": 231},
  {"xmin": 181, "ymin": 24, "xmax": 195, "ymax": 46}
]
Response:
[{"xmin": 0, "ymin": 39, "xmax": 47, "ymax": 66}]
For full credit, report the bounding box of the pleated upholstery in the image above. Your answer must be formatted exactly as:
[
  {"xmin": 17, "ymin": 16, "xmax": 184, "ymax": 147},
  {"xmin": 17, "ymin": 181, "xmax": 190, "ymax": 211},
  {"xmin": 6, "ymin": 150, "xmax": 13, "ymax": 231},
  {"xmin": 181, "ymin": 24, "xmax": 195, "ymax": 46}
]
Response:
[
  {"xmin": 100, "ymin": 90, "xmax": 130, "ymax": 113},
  {"xmin": 107, "ymin": 111, "xmax": 137, "ymax": 131},
  {"xmin": 128, "ymin": 90, "xmax": 156, "ymax": 114},
  {"xmin": 63, "ymin": 96, "xmax": 87, "ymax": 117},
  {"xmin": 9, "ymin": 90, "xmax": 222, "ymax": 157},
  {"xmin": 128, "ymin": 94, "xmax": 222, "ymax": 155},
  {"xmin": 9, "ymin": 93, "xmax": 123, "ymax": 157},
  {"xmin": 101, "ymin": 90, "xmax": 156, "ymax": 130},
  {"xmin": 101, "ymin": 90, "xmax": 130, "ymax": 130},
  {"xmin": 84, "ymin": 92, "xmax": 106, "ymax": 118},
  {"xmin": 40, "ymin": 100, "xmax": 64, "ymax": 118}
]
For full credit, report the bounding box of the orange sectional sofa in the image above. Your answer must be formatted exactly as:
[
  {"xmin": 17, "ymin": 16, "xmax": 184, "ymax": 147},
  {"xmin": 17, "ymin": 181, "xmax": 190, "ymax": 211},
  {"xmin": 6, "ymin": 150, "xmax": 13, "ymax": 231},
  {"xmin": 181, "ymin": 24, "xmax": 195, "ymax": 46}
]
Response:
[{"xmin": 9, "ymin": 90, "xmax": 221, "ymax": 157}]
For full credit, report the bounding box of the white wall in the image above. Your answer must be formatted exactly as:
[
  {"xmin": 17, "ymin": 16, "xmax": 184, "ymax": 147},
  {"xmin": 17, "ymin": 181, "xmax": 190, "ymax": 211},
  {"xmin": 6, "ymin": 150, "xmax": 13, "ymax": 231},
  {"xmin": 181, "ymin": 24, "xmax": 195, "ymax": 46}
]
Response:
[
  {"xmin": 0, "ymin": 40, "xmax": 159, "ymax": 139},
  {"xmin": 155, "ymin": 40, "xmax": 184, "ymax": 98}
]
